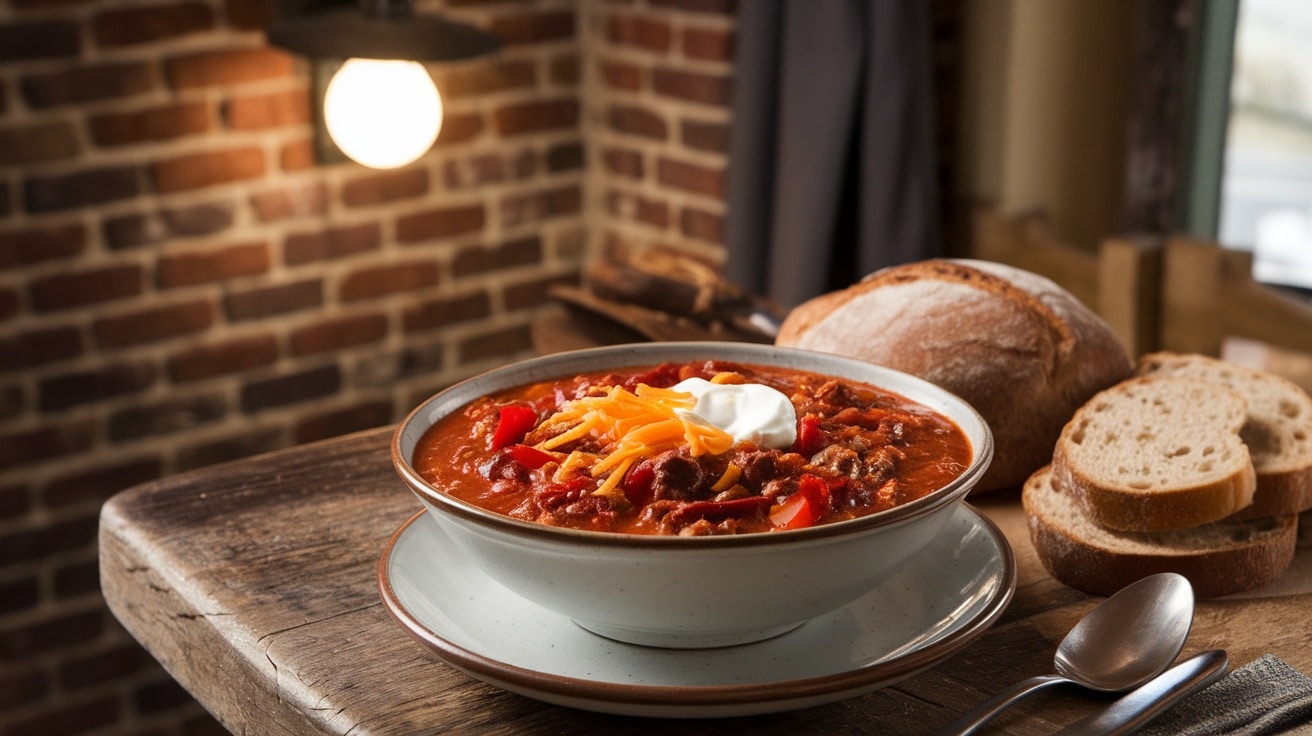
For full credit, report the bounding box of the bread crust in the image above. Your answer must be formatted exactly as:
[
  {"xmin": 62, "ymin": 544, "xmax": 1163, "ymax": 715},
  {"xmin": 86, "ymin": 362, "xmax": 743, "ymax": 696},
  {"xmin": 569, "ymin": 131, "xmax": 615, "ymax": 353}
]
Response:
[
  {"xmin": 1023, "ymin": 465, "xmax": 1297, "ymax": 599},
  {"xmin": 1134, "ymin": 351, "xmax": 1312, "ymax": 519},
  {"xmin": 776, "ymin": 259, "xmax": 1132, "ymax": 493},
  {"xmin": 1051, "ymin": 376, "xmax": 1257, "ymax": 532}
]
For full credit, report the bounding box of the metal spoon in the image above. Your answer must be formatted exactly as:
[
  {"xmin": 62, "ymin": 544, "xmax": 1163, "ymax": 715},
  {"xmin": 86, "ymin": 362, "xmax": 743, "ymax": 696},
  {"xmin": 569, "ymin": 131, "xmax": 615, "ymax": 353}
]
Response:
[{"xmin": 939, "ymin": 572, "xmax": 1195, "ymax": 736}]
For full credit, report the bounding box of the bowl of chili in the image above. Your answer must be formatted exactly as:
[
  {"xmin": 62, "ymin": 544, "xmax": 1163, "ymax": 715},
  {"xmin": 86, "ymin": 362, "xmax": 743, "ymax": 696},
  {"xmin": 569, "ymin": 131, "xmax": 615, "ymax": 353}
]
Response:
[{"xmin": 392, "ymin": 342, "xmax": 993, "ymax": 649}]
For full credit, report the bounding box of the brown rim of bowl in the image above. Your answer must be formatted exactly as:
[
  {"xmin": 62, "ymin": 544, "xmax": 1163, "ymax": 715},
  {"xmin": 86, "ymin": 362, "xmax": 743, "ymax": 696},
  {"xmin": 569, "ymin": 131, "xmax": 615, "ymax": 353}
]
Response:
[
  {"xmin": 376, "ymin": 505, "xmax": 1017, "ymax": 709},
  {"xmin": 391, "ymin": 342, "xmax": 994, "ymax": 549}
]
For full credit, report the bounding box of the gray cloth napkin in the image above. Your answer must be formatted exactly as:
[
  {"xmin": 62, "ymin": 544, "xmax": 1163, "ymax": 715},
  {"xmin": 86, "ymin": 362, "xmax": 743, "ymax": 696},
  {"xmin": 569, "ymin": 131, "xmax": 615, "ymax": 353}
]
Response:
[{"xmin": 1140, "ymin": 655, "xmax": 1312, "ymax": 735}]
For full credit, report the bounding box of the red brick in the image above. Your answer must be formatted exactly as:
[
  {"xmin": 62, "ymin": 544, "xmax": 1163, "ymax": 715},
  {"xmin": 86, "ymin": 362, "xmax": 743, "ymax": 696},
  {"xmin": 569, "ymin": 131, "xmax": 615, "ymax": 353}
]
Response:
[
  {"xmin": 434, "ymin": 111, "xmax": 484, "ymax": 147},
  {"xmin": 438, "ymin": 59, "xmax": 536, "ymax": 99},
  {"xmin": 547, "ymin": 53, "xmax": 576, "ymax": 86},
  {"xmin": 1, "ymin": 693, "xmax": 119, "ymax": 735},
  {"xmin": 23, "ymin": 166, "xmax": 141, "ymax": 214},
  {"xmin": 225, "ymin": 0, "xmax": 272, "ymax": 30},
  {"xmin": 652, "ymin": 67, "xmax": 730, "ymax": 106},
  {"xmin": 599, "ymin": 59, "xmax": 644, "ymax": 91},
  {"xmin": 0, "ymin": 576, "xmax": 39, "ymax": 615},
  {"xmin": 294, "ymin": 400, "xmax": 393, "ymax": 444},
  {"xmin": 93, "ymin": 2, "xmax": 215, "ymax": 48},
  {"xmin": 108, "ymin": 393, "xmax": 226, "ymax": 441},
  {"xmin": 225, "ymin": 88, "xmax": 310, "ymax": 130},
  {"xmin": 289, "ymin": 312, "xmax": 388, "ymax": 356},
  {"xmin": 657, "ymin": 156, "xmax": 724, "ymax": 199},
  {"xmin": 488, "ymin": 9, "xmax": 575, "ymax": 45},
  {"xmin": 402, "ymin": 291, "xmax": 491, "ymax": 333},
  {"xmin": 452, "ymin": 236, "xmax": 541, "ymax": 277},
  {"xmin": 546, "ymin": 141, "xmax": 584, "ymax": 172},
  {"xmin": 607, "ymin": 103, "xmax": 667, "ymax": 140},
  {"xmin": 681, "ymin": 118, "xmax": 729, "ymax": 152},
  {"xmin": 152, "ymin": 147, "xmax": 265, "ymax": 193},
  {"xmin": 165, "ymin": 48, "xmax": 295, "ymax": 89},
  {"xmin": 0, "ymin": 326, "xmax": 82, "ymax": 373},
  {"xmin": 157, "ymin": 241, "xmax": 269, "ymax": 287},
  {"xmin": 0, "ymin": 484, "xmax": 31, "ymax": 521},
  {"xmin": 104, "ymin": 202, "xmax": 235, "ymax": 250},
  {"xmin": 280, "ymin": 137, "xmax": 316, "ymax": 171},
  {"xmin": 682, "ymin": 25, "xmax": 735, "ymax": 61},
  {"xmin": 338, "ymin": 260, "xmax": 440, "ymax": 301},
  {"xmin": 240, "ymin": 364, "xmax": 340, "ymax": 413},
  {"xmin": 607, "ymin": 188, "xmax": 669, "ymax": 229},
  {"xmin": 491, "ymin": 98, "xmax": 579, "ymax": 137},
  {"xmin": 223, "ymin": 279, "xmax": 321, "ymax": 320},
  {"xmin": 602, "ymin": 147, "xmax": 644, "ymax": 179},
  {"xmin": 176, "ymin": 426, "xmax": 283, "ymax": 470},
  {"xmin": 650, "ymin": 0, "xmax": 737, "ymax": 14},
  {"xmin": 0, "ymin": 121, "xmax": 79, "ymax": 165},
  {"xmin": 442, "ymin": 150, "xmax": 535, "ymax": 189},
  {"xmin": 0, "ymin": 665, "xmax": 47, "ymax": 710},
  {"xmin": 0, "ymin": 20, "xmax": 80, "ymax": 62},
  {"xmin": 43, "ymin": 457, "xmax": 163, "ymax": 508},
  {"xmin": 284, "ymin": 222, "xmax": 381, "ymax": 265},
  {"xmin": 250, "ymin": 182, "xmax": 328, "ymax": 222},
  {"xmin": 459, "ymin": 323, "xmax": 532, "ymax": 363},
  {"xmin": 58, "ymin": 644, "xmax": 157, "ymax": 691},
  {"xmin": 55, "ymin": 558, "xmax": 101, "ymax": 599},
  {"xmin": 342, "ymin": 168, "xmax": 428, "ymax": 207},
  {"xmin": 0, "ymin": 223, "xmax": 85, "ymax": 269},
  {"xmin": 396, "ymin": 203, "xmax": 486, "ymax": 243},
  {"xmin": 681, "ymin": 205, "xmax": 724, "ymax": 243},
  {"xmin": 500, "ymin": 184, "xmax": 582, "ymax": 227},
  {"xmin": 39, "ymin": 361, "xmax": 156, "ymax": 412},
  {"xmin": 0, "ymin": 384, "xmax": 22, "ymax": 420},
  {"xmin": 504, "ymin": 273, "xmax": 575, "ymax": 311},
  {"xmin": 19, "ymin": 62, "xmax": 154, "ymax": 109},
  {"xmin": 0, "ymin": 420, "xmax": 96, "ymax": 472},
  {"xmin": 168, "ymin": 333, "xmax": 279, "ymax": 382},
  {"xmin": 0, "ymin": 288, "xmax": 17, "ymax": 322},
  {"xmin": 0, "ymin": 510, "xmax": 97, "ymax": 568},
  {"xmin": 30, "ymin": 263, "xmax": 142, "ymax": 312},
  {"xmin": 89, "ymin": 101, "xmax": 210, "ymax": 146},
  {"xmin": 607, "ymin": 13, "xmax": 672, "ymax": 52},
  {"xmin": 93, "ymin": 298, "xmax": 215, "ymax": 348}
]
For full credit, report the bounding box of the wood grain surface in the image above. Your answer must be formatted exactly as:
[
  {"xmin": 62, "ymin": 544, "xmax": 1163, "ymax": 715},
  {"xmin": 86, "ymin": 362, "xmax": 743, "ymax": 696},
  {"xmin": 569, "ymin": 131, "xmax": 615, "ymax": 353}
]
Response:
[{"xmin": 100, "ymin": 426, "xmax": 1312, "ymax": 735}]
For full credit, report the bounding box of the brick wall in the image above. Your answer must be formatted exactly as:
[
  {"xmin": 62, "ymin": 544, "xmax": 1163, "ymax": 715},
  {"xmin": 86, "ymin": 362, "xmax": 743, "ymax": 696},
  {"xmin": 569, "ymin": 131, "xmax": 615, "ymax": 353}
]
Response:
[{"xmin": 0, "ymin": 0, "xmax": 739, "ymax": 733}]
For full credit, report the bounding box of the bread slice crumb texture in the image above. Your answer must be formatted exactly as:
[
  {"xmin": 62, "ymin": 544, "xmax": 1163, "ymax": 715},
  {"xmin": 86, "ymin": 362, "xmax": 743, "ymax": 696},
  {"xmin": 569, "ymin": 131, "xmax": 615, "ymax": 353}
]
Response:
[{"xmin": 1053, "ymin": 375, "xmax": 1256, "ymax": 531}]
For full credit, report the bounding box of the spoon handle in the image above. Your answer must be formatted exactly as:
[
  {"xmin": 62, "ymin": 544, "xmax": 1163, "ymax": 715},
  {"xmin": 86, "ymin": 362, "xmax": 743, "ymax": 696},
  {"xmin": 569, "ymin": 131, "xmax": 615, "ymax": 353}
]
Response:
[
  {"xmin": 1052, "ymin": 650, "xmax": 1228, "ymax": 736},
  {"xmin": 936, "ymin": 674, "xmax": 1070, "ymax": 735}
]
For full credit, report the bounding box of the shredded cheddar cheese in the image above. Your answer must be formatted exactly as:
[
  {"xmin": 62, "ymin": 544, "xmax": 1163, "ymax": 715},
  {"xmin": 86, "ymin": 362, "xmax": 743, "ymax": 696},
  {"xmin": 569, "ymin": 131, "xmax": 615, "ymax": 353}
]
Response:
[{"xmin": 533, "ymin": 383, "xmax": 735, "ymax": 502}]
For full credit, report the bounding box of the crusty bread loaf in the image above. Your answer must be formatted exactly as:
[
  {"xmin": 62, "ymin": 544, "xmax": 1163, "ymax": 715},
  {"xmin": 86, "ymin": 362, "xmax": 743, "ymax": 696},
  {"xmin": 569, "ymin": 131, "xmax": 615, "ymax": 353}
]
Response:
[
  {"xmin": 1135, "ymin": 351, "xmax": 1312, "ymax": 519},
  {"xmin": 775, "ymin": 259, "xmax": 1132, "ymax": 493},
  {"xmin": 1051, "ymin": 375, "xmax": 1257, "ymax": 532},
  {"xmin": 1024, "ymin": 465, "xmax": 1297, "ymax": 598}
]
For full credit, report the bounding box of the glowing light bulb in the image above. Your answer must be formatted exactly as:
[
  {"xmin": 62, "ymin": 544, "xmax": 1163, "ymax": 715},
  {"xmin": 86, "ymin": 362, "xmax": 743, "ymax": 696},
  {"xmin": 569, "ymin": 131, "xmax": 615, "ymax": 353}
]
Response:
[{"xmin": 322, "ymin": 58, "xmax": 442, "ymax": 169}]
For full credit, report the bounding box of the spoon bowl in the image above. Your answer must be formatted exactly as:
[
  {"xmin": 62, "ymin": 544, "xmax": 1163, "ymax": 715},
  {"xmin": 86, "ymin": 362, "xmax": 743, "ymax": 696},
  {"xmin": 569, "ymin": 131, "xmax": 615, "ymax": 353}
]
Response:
[{"xmin": 940, "ymin": 572, "xmax": 1195, "ymax": 735}]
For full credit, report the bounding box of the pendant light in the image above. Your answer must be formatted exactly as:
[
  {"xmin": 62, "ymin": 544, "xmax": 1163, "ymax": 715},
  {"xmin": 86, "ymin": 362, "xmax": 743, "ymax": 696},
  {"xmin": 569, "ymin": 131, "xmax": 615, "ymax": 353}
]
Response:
[{"xmin": 268, "ymin": 0, "xmax": 500, "ymax": 169}]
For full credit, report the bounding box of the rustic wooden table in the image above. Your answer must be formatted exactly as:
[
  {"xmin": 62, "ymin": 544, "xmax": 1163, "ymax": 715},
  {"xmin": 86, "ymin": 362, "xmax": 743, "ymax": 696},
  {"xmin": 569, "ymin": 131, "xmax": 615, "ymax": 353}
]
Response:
[{"xmin": 100, "ymin": 425, "xmax": 1312, "ymax": 735}]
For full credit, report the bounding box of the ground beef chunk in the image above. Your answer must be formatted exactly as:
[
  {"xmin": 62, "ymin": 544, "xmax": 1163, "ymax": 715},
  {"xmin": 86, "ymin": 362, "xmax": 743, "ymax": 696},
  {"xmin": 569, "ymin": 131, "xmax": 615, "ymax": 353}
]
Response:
[{"xmin": 649, "ymin": 448, "xmax": 709, "ymax": 501}]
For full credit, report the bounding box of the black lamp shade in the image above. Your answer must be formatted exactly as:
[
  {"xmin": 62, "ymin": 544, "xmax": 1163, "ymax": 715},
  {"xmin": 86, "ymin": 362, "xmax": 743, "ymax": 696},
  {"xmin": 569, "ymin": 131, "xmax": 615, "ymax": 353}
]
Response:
[{"xmin": 268, "ymin": 3, "xmax": 500, "ymax": 61}]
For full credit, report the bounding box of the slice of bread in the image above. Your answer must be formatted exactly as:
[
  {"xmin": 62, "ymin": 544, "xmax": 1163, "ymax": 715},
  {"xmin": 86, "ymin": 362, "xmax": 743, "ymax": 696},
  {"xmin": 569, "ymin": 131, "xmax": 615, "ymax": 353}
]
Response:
[
  {"xmin": 1023, "ymin": 465, "xmax": 1297, "ymax": 598},
  {"xmin": 1051, "ymin": 375, "xmax": 1257, "ymax": 532},
  {"xmin": 1135, "ymin": 351, "xmax": 1312, "ymax": 518},
  {"xmin": 775, "ymin": 259, "xmax": 1132, "ymax": 493}
]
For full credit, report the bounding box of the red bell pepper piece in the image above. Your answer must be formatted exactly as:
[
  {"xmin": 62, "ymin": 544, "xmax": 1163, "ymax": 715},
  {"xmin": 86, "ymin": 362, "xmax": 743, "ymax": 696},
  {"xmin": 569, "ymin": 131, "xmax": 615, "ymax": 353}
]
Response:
[
  {"xmin": 505, "ymin": 444, "xmax": 555, "ymax": 470},
  {"xmin": 794, "ymin": 414, "xmax": 825, "ymax": 456},
  {"xmin": 797, "ymin": 474, "xmax": 831, "ymax": 512},
  {"xmin": 770, "ymin": 492, "xmax": 816, "ymax": 530},
  {"xmin": 490, "ymin": 404, "xmax": 538, "ymax": 450}
]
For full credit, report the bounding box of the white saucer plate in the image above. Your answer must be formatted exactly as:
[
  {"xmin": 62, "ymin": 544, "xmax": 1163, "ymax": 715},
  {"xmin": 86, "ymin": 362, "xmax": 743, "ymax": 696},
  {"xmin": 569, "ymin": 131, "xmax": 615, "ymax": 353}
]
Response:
[{"xmin": 378, "ymin": 503, "xmax": 1016, "ymax": 718}]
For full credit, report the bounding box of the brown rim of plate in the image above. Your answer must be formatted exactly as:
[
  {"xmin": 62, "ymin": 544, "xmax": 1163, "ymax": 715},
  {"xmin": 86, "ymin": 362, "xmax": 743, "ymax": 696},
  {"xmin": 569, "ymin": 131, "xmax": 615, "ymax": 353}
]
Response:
[{"xmin": 375, "ymin": 505, "xmax": 1017, "ymax": 710}]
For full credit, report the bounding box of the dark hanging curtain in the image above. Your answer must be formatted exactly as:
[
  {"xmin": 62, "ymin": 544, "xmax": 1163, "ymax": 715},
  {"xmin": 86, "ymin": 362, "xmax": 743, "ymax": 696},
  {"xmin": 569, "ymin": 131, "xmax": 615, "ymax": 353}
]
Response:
[{"xmin": 724, "ymin": 0, "xmax": 942, "ymax": 310}]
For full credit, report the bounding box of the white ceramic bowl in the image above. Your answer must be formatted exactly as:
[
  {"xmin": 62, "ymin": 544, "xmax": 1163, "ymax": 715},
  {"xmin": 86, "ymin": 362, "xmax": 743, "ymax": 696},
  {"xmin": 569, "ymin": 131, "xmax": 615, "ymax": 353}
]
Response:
[{"xmin": 392, "ymin": 342, "xmax": 993, "ymax": 649}]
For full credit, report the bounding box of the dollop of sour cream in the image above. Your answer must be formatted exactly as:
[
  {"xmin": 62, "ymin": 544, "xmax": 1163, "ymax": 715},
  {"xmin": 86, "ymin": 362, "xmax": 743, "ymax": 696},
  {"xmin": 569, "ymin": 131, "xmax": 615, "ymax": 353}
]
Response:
[{"xmin": 671, "ymin": 377, "xmax": 797, "ymax": 449}]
